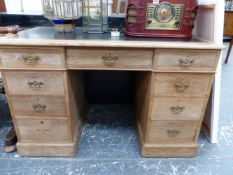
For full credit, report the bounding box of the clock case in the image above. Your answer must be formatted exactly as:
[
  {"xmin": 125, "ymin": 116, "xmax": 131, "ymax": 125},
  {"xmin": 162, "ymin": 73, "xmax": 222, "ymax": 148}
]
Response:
[{"xmin": 124, "ymin": 0, "xmax": 198, "ymax": 39}]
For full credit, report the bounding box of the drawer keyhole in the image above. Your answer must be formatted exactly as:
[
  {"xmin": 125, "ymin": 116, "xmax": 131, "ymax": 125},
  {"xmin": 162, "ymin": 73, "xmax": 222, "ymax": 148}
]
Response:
[{"xmin": 41, "ymin": 121, "xmax": 44, "ymax": 124}]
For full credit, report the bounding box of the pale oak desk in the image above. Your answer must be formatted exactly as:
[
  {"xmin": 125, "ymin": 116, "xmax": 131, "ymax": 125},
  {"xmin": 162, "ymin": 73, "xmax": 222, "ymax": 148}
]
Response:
[{"xmin": 0, "ymin": 27, "xmax": 223, "ymax": 157}]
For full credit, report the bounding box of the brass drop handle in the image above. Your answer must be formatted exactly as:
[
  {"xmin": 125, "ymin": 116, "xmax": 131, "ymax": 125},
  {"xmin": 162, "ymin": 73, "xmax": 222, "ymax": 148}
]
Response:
[
  {"xmin": 175, "ymin": 82, "xmax": 190, "ymax": 90},
  {"xmin": 167, "ymin": 129, "xmax": 180, "ymax": 137},
  {"xmin": 28, "ymin": 81, "xmax": 44, "ymax": 89},
  {"xmin": 22, "ymin": 54, "xmax": 40, "ymax": 64},
  {"xmin": 178, "ymin": 58, "xmax": 194, "ymax": 66},
  {"xmin": 170, "ymin": 105, "xmax": 185, "ymax": 114},
  {"xmin": 101, "ymin": 53, "xmax": 119, "ymax": 65},
  {"xmin": 32, "ymin": 104, "xmax": 47, "ymax": 112}
]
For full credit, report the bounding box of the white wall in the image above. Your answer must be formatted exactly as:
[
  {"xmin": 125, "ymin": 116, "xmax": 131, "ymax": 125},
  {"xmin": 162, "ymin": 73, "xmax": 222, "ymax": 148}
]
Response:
[
  {"xmin": 211, "ymin": 0, "xmax": 225, "ymax": 143},
  {"xmin": 5, "ymin": 0, "xmax": 43, "ymax": 15},
  {"xmin": 192, "ymin": 1, "xmax": 224, "ymax": 143}
]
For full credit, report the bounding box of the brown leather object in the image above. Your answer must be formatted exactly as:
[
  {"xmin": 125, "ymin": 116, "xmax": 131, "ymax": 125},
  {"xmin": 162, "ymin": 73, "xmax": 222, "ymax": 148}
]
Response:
[
  {"xmin": 4, "ymin": 127, "xmax": 17, "ymax": 147},
  {"xmin": 0, "ymin": 26, "xmax": 18, "ymax": 34}
]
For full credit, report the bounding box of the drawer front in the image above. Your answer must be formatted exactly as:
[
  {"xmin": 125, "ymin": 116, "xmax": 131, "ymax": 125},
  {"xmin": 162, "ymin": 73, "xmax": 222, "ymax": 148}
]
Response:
[
  {"xmin": 16, "ymin": 118, "xmax": 71, "ymax": 142},
  {"xmin": 66, "ymin": 48, "xmax": 153, "ymax": 69},
  {"xmin": 154, "ymin": 49, "xmax": 219, "ymax": 72},
  {"xmin": 153, "ymin": 74, "xmax": 213, "ymax": 97},
  {"xmin": 4, "ymin": 71, "xmax": 64, "ymax": 95},
  {"xmin": 151, "ymin": 97, "xmax": 206, "ymax": 120},
  {"xmin": 148, "ymin": 120, "xmax": 198, "ymax": 144},
  {"xmin": 11, "ymin": 96, "xmax": 67, "ymax": 118},
  {"xmin": 0, "ymin": 47, "xmax": 64, "ymax": 69}
]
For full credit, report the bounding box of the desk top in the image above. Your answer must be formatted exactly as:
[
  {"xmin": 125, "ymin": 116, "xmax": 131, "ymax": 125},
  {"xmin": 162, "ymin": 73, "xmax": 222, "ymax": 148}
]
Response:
[{"xmin": 0, "ymin": 27, "xmax": 223, "ymax": 49}]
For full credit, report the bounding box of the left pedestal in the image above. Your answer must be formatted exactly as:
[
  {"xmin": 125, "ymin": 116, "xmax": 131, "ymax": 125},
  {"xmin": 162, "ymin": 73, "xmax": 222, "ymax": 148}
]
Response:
[{"xmin": 0, "ymin": 47, "xmax": 85, "ymax": 156}]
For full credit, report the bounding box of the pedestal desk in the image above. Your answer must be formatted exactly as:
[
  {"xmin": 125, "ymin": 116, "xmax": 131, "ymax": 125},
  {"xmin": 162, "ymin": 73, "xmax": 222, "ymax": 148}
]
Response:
[{"xmin": 0, "ymin": 27, "xmax": 223, "ymax": 157}]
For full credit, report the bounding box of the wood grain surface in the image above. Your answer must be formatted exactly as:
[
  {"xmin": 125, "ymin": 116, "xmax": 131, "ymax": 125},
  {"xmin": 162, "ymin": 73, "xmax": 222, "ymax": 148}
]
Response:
[
  {"xmin": 148, "ymin": 120, "xmax": 199, "ymax": 144},
  {"xmin": 154, "ymin": 49, "xmax": 220, "ymax": 72},
  {"xmin": 66, "ymin": 48, "xmax": 153, "ymax": 70},
  {"xmin": 224, "ymin": 11, "xmax": 233, "ymax": 36},
  {"xmin": 4, "ymin": 71, "xmax": 65, "ymax": 96},
  {"xmin": 16, "ymin": 118, "xmax": 71, "ymax": 143},
  {"xmin": 151, "ymin": 97, "xmax": 207, "ymax": 120},
  {"xmin": 0, "ymin": 47, "xmax": 65, "ymax": 70},
  {"xmin": 11, "ymin": 95, "xmax": 68, "ymax": 118},
  {"xmin": 153, "ymin": 73, "xmax": 213, "ymax": 97}
]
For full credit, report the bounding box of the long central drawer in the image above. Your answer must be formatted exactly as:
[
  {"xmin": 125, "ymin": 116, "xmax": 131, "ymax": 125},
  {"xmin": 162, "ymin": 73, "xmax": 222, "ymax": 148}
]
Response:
[{"xmin": 66, "ymin": 48, "xmax": 153, "ymax": 70}]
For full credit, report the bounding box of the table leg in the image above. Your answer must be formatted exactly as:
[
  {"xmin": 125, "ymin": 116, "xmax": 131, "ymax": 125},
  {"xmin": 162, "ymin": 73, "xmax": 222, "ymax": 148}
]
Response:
[{"xmin": 225, "ymin": 36, "xmax": 233, "ymax": 64}]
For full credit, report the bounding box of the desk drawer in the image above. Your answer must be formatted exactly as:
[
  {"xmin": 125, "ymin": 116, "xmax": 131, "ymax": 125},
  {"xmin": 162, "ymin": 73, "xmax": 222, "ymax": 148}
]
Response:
[
  {"xmin": 4, "ymin": 71, "xmax": 64, "ymax": 96},
  {"xmin": 0, "ymin": 47, "xmax": 64, "ymax": 69},
  {"xmin": 16, "ymin": 118, "xmax": 71, "ymax": 143},
  {"xmin": 148, "ymin": 120, "xmax": 198, "ymax": 144},
  {"xmin": 154, "ymin": 49, "xmax": 219, "ymax": 72},
  {"xmin": 151, "ymin": 97, "xmax": 206, "ymax": 120},
  {"xmin": 153, "ymin": 73, "xmax": 213, "ymax": 97},
  {"xmin": 66, "ymin": 48, "xmax": 153, "ymax": 70},
  {"xmin": 11, "ymin": 96, "xmax": 67, "ymax": 118}
]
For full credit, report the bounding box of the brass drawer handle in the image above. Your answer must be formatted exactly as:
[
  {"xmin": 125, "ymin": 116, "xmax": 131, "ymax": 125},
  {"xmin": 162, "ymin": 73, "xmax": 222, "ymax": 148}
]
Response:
[
  {"xmin": 22, "ymin": 54, "xmax": 40, "ymax": 64},
  {"xmin": 28, "ymin": 81, "xmax": 44, "ymax": 89},
  {"xmin": 32, "ymin": 104, "xmax": 47, "ymax": 112},
  {"xmin": 178, "ymin": 58, "xmax": 194, "ymax": 66},
  {"xmin": 170, "ymin": 105, "xmax": 185, "ymax": 114},
  {"xmin": 101, "ymin": 53, "xmax": 119, "ymax": 65},
  {"xmin": 167, "ymin": 129, "xmax": 180, "ymax": 137},
  {"xmin": 175, "ymin": 82, "xmax": 190, "ymax": 90}
]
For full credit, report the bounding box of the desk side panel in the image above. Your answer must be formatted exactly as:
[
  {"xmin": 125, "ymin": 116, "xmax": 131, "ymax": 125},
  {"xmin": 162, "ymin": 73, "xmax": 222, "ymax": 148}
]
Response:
[{"xmin": 65, "ymin": 71, "xmax": 86, "ymax": 149}]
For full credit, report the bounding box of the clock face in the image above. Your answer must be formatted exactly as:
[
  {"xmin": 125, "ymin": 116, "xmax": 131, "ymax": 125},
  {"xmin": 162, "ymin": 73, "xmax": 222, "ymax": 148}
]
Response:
[
  {"xmin": 154, "ymin": 3, "xmax": 175, "ymax": 23},
  {"xmin": 145, "ymin": 3, "xmax": 183, "ymax": 30}
]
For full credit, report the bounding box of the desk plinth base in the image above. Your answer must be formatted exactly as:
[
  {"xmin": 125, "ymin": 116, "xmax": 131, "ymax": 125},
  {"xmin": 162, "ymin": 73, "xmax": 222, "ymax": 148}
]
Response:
[
  {"xmin": 140, "ymin": 144, "xmax": 198, "ymax": 158},
  {"xmin": 15, "ymin": 119, "xmax": 82, "ymax": 157},
  {"xmin": 16, "ymin": 142, "xmax": 77, "ymax": 157}
]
